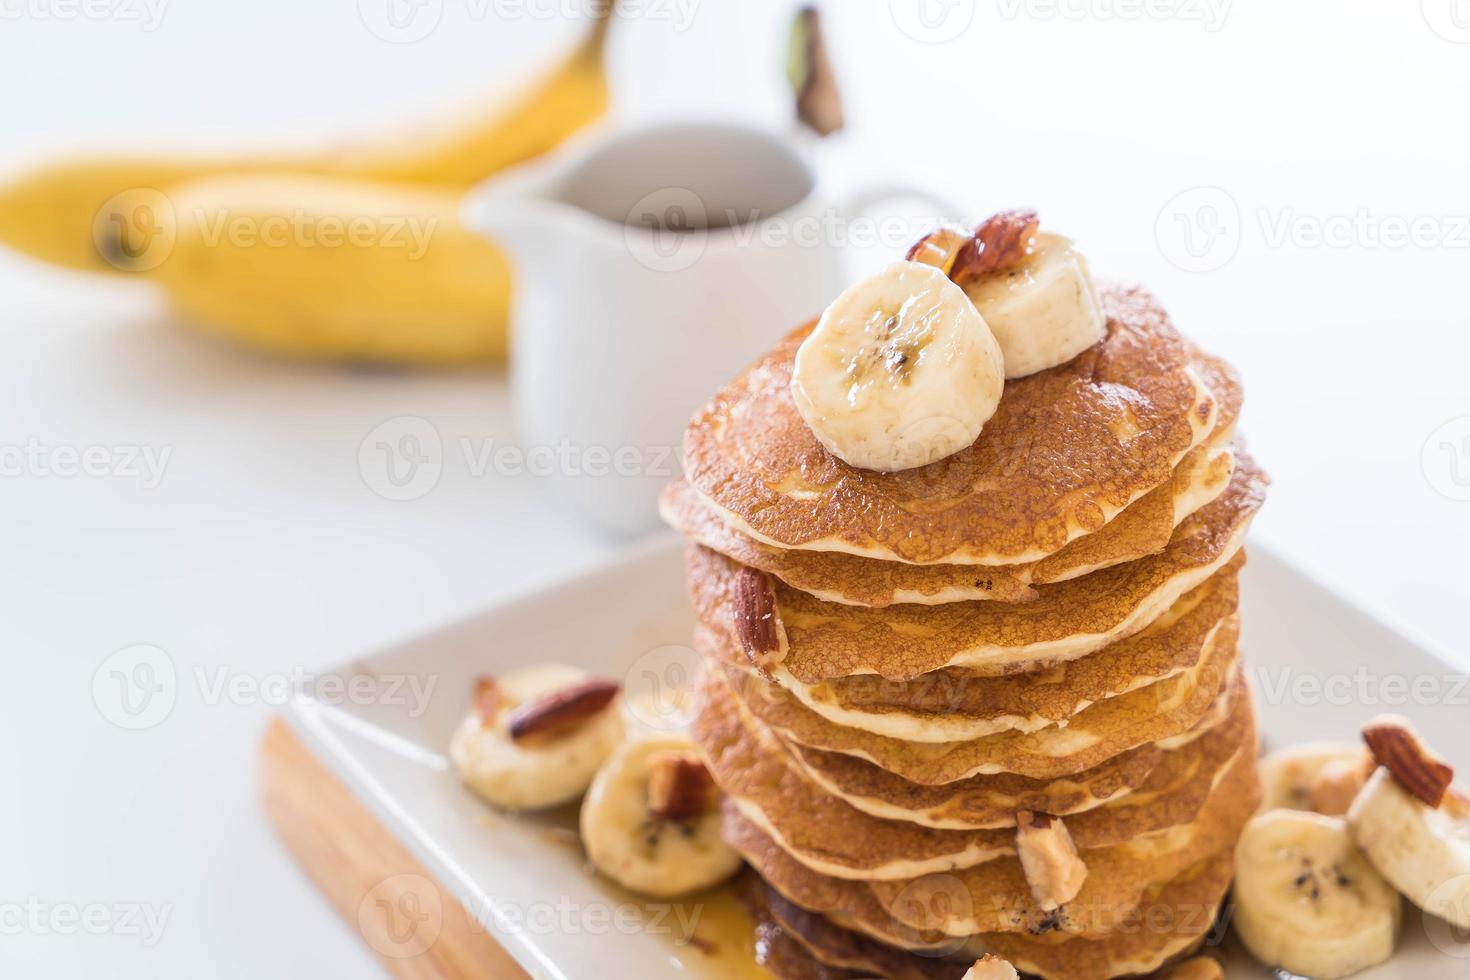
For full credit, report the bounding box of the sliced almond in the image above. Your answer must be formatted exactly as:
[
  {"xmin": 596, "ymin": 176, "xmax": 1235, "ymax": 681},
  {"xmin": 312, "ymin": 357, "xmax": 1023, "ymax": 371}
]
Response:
[
  {"xmin": 733, "ymin": 567, "xmax": 786, "ymax": 671},
  {"xmin": 961, "ymin": 955, "xmax": 1019, "ymax": 980},
  {"xmin": 1309, "ymin": 756, "xmax": 1375, "ymax": 817},
  {"xmin": 904, "ymin": 225, "xmax": 971, "ymax": 275},
  {"xmin": 950, "ymin": 208, "xmax": 1039, "ymax": 285},
  {"xmin": 647, "ymin": 749, "xmax": 719, "ymax": 821},
  {"xmin": 1015, "ymin": 810, "xmax": 1088, "ymax": 911},
  {"xmin": 1163, "ymin": 957, "xmax": 1224, "ymax": 980},
  {"xmin": 1362, "ymin": 714, "xmax": 1454, "ymax": 808},
  {"xmin": 473, "ymin": 676, "xmax": 501, "ymax": 729},
  {"xmin": 506, "ymin": 677, "xmax": 620, "ymax": 743}
]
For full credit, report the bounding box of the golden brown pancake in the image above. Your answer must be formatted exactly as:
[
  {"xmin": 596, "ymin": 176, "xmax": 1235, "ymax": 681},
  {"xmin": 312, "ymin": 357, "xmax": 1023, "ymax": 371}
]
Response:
[
  {"xmin": 694, "ymin": 662, "xmax": 1254, "ymax": 880},
  {"xmin": 683, "ymin": 285, "xmax": 1222, "ymax": 565},
  {"xmin": 697, "ymin": 561, "xmax": 1240, "ymax": 741},
  {"xmin": 726, "ymin": 625, "xmax": 1240, "ymax": 784},
  {"xmin": 786, "ymin": 665, "xmax": 1241, "ymax": 830},
  {"xmin": 739, "ymin": 849, "xmax": 1235, "ymax": 980},
  {"xmin": 725, "ymin": 741, "xmax": 1258, "ymax": 942},
  {"xmin": 868, "ymin": 746, "xmax": 1257, "ymax": 938},
  {"xmin": 663, "ymin": 433, "xmax": 1238, "ymax": 609},
  {"xmin": 689, "ymin": 454, "xmax": 1263, "ymax": 682}
]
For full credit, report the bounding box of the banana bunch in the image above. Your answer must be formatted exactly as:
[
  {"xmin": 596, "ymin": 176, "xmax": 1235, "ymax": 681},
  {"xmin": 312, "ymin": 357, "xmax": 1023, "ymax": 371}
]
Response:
[{"xmin": 0, "ymin": 11, "xmax": 612, "ymax": 364}]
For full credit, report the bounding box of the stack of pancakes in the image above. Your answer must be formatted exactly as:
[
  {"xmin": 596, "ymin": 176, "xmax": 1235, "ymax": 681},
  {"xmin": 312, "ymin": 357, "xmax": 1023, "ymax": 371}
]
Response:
[{"xmin": 662, "ymin": 285, "xmax": 1267, "ymax": 979}]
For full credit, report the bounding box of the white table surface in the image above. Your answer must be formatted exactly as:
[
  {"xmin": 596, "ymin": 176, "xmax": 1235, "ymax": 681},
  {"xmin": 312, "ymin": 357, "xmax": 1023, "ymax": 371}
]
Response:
[{"xmin": 2, "ymin": 0, "xmax": 1468, "ymax": 976}]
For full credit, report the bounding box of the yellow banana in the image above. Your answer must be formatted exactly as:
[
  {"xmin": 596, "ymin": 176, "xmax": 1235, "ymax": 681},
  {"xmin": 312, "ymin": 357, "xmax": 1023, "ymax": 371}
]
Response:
[
  {"xmin": 141, "ymin": 174, "xmax": 509, "ymax": 364},
  {"xmin": 0, "ymin": 10, "xmax": 609, "ymax": 274}
]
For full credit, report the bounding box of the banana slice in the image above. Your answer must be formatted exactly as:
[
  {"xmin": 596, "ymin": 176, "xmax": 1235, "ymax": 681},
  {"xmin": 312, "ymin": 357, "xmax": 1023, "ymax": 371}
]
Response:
[
  {"xmin": 580, "ymin": 735, "xmax": 742, "ymax": 897},
  {"xmin": 449, "ymin": 664, "xmax": 624, "ymax": 811},
  {"xmin": 1257, "ymin": 740, "xmax": 1371, "ymax": 814},
  {"xmin": 961, "ymin": 232, "xmax": 1104, "ymax": 379},
  {"xmin": 790, "ymin": 260, "xmax": 1005, "ymax": 472},
  {"xmin": 1349, "ymin": 766, "xmax": 1470, "ymax": 929},
  {"xmin": 1232, "ymin": 809, "xmax": 1401, "ymax": 979}
]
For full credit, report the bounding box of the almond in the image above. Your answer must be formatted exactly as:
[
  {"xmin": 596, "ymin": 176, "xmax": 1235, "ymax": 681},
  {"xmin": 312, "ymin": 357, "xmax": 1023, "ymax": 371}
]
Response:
[
  {"xmin": 961, "ymin": 955, "xmax": 1019, "ymax": 980},
  {"xmin": 647, "ymin": 749, "xmax": 719, "ymax": 821},
  {"xmin": 904, "ymin": 225, "xmax": 972, "ymax": 276},
  {"xmin": 950, "ymin": 208, "xmax": 1039, "ymax": 285},
  {"xmin": 1308, "ymin": 755, "xmax": 1374, "ymax": 816},
  {"xmin": 473, "ymin": 676, "xmax": 501, "ymax": 729},
  {"xmin": 733, "ymin": 566, "xmax": 786, "ymax": 671},
  {"xmin": 1362, "ymin": 714, "xmax": 1454, "ymax": 808},
  {"xmin": 506, "ymin": 677, "xmax": 619, "ymax": 743},
  {"xmin": 1015, "ymin": 810, "xmax": 1088, "ymax": 911},
  {"xmin": 1163, "ymin": 957, "xmax": 1224, "ymax": 980}
]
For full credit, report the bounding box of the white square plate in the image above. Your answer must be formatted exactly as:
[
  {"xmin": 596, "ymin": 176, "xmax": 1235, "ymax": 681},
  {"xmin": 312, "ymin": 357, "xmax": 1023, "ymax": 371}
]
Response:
[{"xmin": 283, "ymin": 534, "xmax": 1470, "ymax": 978}]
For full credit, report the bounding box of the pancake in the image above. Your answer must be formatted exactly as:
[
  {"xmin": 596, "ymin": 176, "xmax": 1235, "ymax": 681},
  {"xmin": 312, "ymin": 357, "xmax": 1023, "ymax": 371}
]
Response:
[
  {"xmin": 867, "ymin": 745, "xmax": 1257, "ymax": 939},
  {"xmin": 740, "ymin": 849, "xmax": 1234, "ymax": 980},
  {"xmin": 726, "ymin": 625, "xmax": 1240, "ymax": 784},
  {"xmin": 689, "ymin": 454, "xmax": 1264, "ymax": 682},
  {"xmin": 735, "ymin": 871, "xmax": 969, "ymax": 979},
  {"xmin": 682, "ymin": 284, "xmax": 1221, "ymax": 566},
  {"xmin": 664, "ymin": 435, "xmax": 1235, "ymax": 609},
  {"xmin": 694, "ymin": 661, "xmax": 1254, "ymax": 880},
  {"xmin": 785, "ymin": 668, "xmax": 1240, "ymax": 831},
  {"xmin": 725, "ymin": 742, "xmax": 1258, "ymax": 941},
  {"xmin": 698, "ymin": 561, "xmax": 1239, "ymax": 742}
]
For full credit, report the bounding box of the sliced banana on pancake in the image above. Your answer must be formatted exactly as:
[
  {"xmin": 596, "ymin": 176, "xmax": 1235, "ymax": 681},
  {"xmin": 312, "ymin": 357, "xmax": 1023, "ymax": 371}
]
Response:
[
  {"xmin": 580, "ymin": 735, "xmax": 741, "ymax": 897},
  {"xmin": 450, "ymin": 665, "xmax": 623, "ymax": 810},
  {"xmin": 962, "ymin": 231, "xmax": 1105, "ymax": 379},
  {"xmin": 1232, "ymin": 809, "xmax": 1400, "ymax": 979},
  {"xmin": 790, "ymin": 260, "xmax": 1005, "ymax": 472},
  {"xmin": 1257, "ymin": 740, "xmax": 1372, "ymax": 814}
]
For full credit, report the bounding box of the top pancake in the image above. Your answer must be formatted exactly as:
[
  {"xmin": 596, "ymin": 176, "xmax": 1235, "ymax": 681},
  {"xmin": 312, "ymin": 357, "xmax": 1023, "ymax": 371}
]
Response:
[{"xmin": 683, "ymin": 284, "xmax": 1220, "ymax": 566}]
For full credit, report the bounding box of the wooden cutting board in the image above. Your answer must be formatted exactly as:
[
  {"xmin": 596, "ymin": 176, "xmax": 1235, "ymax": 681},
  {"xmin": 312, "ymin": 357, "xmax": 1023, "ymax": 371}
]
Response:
[{"xmin": 259, "ymin": 718, "xmax": 530, "ymax": 980}]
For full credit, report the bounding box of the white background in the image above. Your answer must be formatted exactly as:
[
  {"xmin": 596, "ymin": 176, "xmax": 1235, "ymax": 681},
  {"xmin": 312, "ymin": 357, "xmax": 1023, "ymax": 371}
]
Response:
[{"xmin": 2, "ymin": 0, "xmax": 1469, "ymax": 976}]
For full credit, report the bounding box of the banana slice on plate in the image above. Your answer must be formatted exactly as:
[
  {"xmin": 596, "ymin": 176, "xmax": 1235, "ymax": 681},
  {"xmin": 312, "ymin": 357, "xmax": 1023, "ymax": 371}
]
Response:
[
  {"xmin": 1350, "ymin": 767, "xmax": 1470, "ymax": 930},
  {"xmin": 962, "ymin": 231, "xmax": 1105, "ymax": 379},
  {"xmin": 450, "ymin": 664, "xmax": 624, "ymax": 811},
  {"xmin": 790, "ymin": 260, "xmax": 1005, "ymax": 472},
  {"xmin": 581, "ymin": 735, "xmax": 741, "ymax": 898},
  {"xmin": 1232, "ymin": 809, "xmax": 1401, "ymax": 979},
  {"xmin": 1257, "ymin": 740, "xmax": 1372, "ymax": 814}
]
